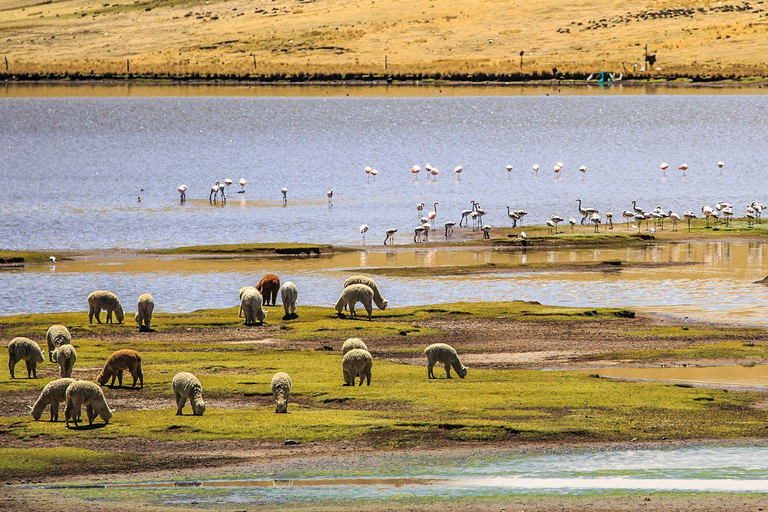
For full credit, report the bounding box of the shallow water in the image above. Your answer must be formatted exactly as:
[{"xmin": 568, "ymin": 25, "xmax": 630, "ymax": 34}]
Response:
[
  {"xmin": 1, "ymin": 91, "xmax": 767, "ymax": 250},
  {"xmin": 3, "ymin": 241, "xmax": 768, "ymax": 326},
  {"xmin": 576, "ymin": 364, "xmax": 768, "ymax": 390},
  {"xmin": 42, "ymin": 446, "xmax": 768, "ymax": 507}
]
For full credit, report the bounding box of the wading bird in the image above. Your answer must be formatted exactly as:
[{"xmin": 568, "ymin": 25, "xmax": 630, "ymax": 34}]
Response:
[
  {"xmin": 360, "ymin": 224, "xmax": 369, "ymax": 242},
  {"xmin": 444, "ymin": 221, "xmax": 456, "ymax": 238},
  {"xmin": 384, "ymin": 228, "xmax": 397, "ymax": 245}
]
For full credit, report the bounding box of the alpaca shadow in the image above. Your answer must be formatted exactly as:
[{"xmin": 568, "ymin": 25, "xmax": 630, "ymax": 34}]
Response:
[
  {"xmin": 138, "ymin": 326, "xmax": 155, "ymax": 333},
  {"xmin": 335, "ymin": 313, "xmax": 372, "ymax": 322},
  {"xmin": 67, "ymin": 423, "xmax": 108, "ymax": 431},
  {"xmin": 107, "ymin": 385, "xmax": 143, "ymax": 391},
  {"xmin": 282, "ymin": 313, "xmax": 299, "ymax": 321},
  {"xmin": 243, "ymin": 321, "xmax": 265, "ymax": 327}
]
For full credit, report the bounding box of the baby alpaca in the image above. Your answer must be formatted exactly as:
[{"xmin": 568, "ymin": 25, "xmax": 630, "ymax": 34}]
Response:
[
  {"xmin": 31, "ymin": 378, "xmax": 76, "ymax": 421},
  {"xmin": 8, "ymin": 337, "xmax": 45, "ymax": 379},
  {"xmin": 65, "ymin": 380, "xmax": 113, "ymax": 427},
  {"xmin": 97, "ymin": 349, "xmax": 144, "ymax": 388},
  {"xmin": 172, "ymin": 372, "xmax": 206, "ymax": 416},
  {"xmin": 334, "ymin": 284, "xmax": 374, "ymax": 321},
  {"xmin": 135, "ymin": 293, "xmax": 155, "ymax": 332},
  {"xmin": 256, "ymin": 273, "xmax": 280, "ymax": 306},
  {"xmin": 54, "ymin": 344, "xmax": 77, "ymax": 378},
  {"xmin": 271, "ymin": 372, "xmax": 292, "ymax": 413},
  {"xmin": 424, "ymin": 343, "xmax": 468, "ymax": 379},
  {"xmin": 46, "ymin": 325, "xmax": 71, "ymax": 362},
  {"xmin": 87, "ymin": 291, "xmax": 125, "ymax": 324},
  {"xmin": 342, "ymin": 348, "xmax": 373, "ymax": 386},
  {"xmin": 280, "ymin": 281, "xmax": 298, "ymax": 319},
  {"xmin": 341, "ymin": 338, "xmax": 368, "ymax": 355}
]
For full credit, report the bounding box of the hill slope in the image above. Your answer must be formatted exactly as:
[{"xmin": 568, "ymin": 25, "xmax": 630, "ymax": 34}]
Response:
[{"xmin": 1, "ymin": 0, "xmax": 767, "ymax": 78}]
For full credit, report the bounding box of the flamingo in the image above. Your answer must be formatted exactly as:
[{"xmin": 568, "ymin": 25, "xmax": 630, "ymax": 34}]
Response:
[
  {"xmin": 506, "ymin": 164, "xmax": 513, "ymax": 178},
  {"xmin": 360, "ymin": 224, "xmax": 369, "ymax": 242},
  {"xmin": 49, "ymin": 256, "xmax": 56, "ymax": 263},
  {"xmin": 605, "ymin": 211, "xmax": 613, "ymax": 230},
  {"xmin": 751, "ymin": 201, "xmax": 764, "ymax": 223},
  {"xmin": 365, "ymin": 166, "xmax": 372, "ymax": 180},
  {"xmin": 591, "ymin": 212, "xmax": 601, "ymax": 233},
  {"xmin": 550, "ymin": 215, "xmax": 564, "ymax": 233},
  {"xmin": 683, "ymin": 209, "xmax": 697, "ymax": 231},
  {"xmin": 579, "ymin": 165, "xmax": 587, "ymax": 180},
  {"xmin": 568, "ymin": 217, "xmax": 577, "ymax": 232},
  {"xmin": 209, "ymin": 182, "xmax": 220, "ymax": 202},
  {"xmin": 660, "ymin": 162, "xmax": 669, "ymax": 176},
  {"xmin": 532, "ymin": 164, "xmax": 540, "ymax": 176},
  {"xmin": 634, "ymin": 213, "xmax": 645, "ymax": 231},
  {"xmin": 475, "ymin": 205, "xmax": 486, "ymax": 230},
  {"xmin": 454, "ymin": 166, "xmax": 463, "ymax": 178},
  {"xmin": 717, "ymin": 161, "xmax": 724, "ymax": 175},
  {"xmin": 514, "ymin": 209, "xmax": 528, "ymax": 227},
  {"xmin": 701, "ymin": 205, "xmax": 714, "ymax": 226},
  {"xmin": 470, "ymin": 211, "xmax": 479, "ymax": 230},
  {"xmin": 747, "ymin": 206, "xmax": 756, "ymax": 227},
  {"xmin": 177, "ymin": 184, "xmax": 187, "ymax": 203},
  {"xmin": 557, "ymin": 161, "xmax": 564, "ymax": 169},
  {"xmin": 506, "ymin": 206, "xmax": 520, "ymax": 227},
  {"xmin": 430, "ymin": 167, "xmax": 440, "ymax": 180},
  {"xmin": 224, "ymin": 178, "xmax": 233, "ymax": 189},
  {"xmin": 238, "ymin": 177, "xmax": 247, "ymax": 193},
  {"xmin": 622, "ymin": 210, "xmax": 634, "ymax": 229},
  {"xmin": 554, "ymin": 164, "xmax": 561, "ymax": 178},
  {"xmin": 678, "ymin": 163, "xmax": 688, "ymax": 177},
  {"xmin": 384, "ymin": 228, "xmax": 397, "ymax": 245},
  {"xmin": 427, "ymin": 202, "xmax": 438, "ymax": 223},
  {"xmin": 546, "ymin": 219, "xmax": 556, "ymax": 235},
  {"xmin": 371, "ymin": 169, "xmax": 378, "ymax": 181},
  {"xmin": 651, "ymin": 207, "xmax": 667, "ymax": 229},
  {"xmin": 459, "ymin": 208, "xmax": 472, "ymax": 227},
  {"xmin": 444, "ymin": 221, "xmax": 456, "ymax": 238},
  {"xmin": 481, "ymin": 225, "xmax": 492, "ymax": 239},
  {"xmin": 411, "ymin": 165, "xmax": 421, "ymax": 176},
  {"xmin": 327, "ymin": 189, "xmax": 333, "ymax": 206},
  {"xmin": 218, "ymin": 182, "xmax": 226, "ymax": 202},
  {"xmin": 711, "ymin": 209, "xmax": 720, "ymax": 224},
  {"xmin": 722, "ymin": 205, "xmax": 734, "ymax": 226},
  {"xmin": 423, "ymin": 222, "xmax": 432, "ymax": 242},
  {"xmin": 632, "ymin": 200, "xmax": 645, "ymax": 215},
  {"xmin": 669, "ymin": 210, "xmax": 681, "ymax": 231},
  {"xmin": 413, "ymin": 226, "xmax": 425, "ymax": 243},
  {"xmin": 416, "ymin": 202, "xmax": 425, "ymax": 218},
  {"xmin": 281, "ymin": 187, "xmax": 288, "ymax": 206},
  {"xmin": 576, "ymin": 199, "xmax": 598, "ymax": 225}
]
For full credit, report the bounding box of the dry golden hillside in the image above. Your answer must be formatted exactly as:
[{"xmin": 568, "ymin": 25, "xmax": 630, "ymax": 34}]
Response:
[{"xmin": 1, "ymin": 0, "xmax": 767, "ymax": 77}]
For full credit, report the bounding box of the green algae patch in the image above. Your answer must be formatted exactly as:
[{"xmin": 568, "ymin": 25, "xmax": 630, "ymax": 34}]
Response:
[
  {"xmin": 0, "ymin": 447, "xmax": 128, "ymax": 480},
  {"xmin": 0, "ymin": 251, "xmax": 61, "ymax": 265},
  {"xmin": 581, "ymin": 341, "xmax": 768, "ymax": 364},
  {"xmin": 155, "ymin": 243, "xmax": 349, "ymax": 256}
]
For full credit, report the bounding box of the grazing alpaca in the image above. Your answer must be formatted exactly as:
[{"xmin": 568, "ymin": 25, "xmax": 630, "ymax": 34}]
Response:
[{"xmin": 256, "ymin": 274, "xmax": 280, "ymax": 306}]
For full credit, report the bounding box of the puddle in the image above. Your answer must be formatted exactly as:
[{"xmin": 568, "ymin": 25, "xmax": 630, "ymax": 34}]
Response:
[
  {"xmin": 573, "ymin": 364, "xmax": 768, "ymax": 390},
  {"xmin": 35, "ymin": 446, "xmax": 768, "ymax": 506}
]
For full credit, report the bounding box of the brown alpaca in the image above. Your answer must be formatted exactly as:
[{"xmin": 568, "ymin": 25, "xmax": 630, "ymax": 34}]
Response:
[
  {"xmin": 256, "ymin": 274, "xmax": 280, "ymax": 306},
  {"xmin": 97, "ymin": 349, "xmax": 143, "ymax": 388}
]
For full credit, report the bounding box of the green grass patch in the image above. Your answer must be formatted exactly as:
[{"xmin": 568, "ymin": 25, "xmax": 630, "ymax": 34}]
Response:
[
  {"xmin": 0, "ymin": 250, "xmax": 60, "ymax": 265},
  {"xmin": 0, "ymin": 447, "xmax": 127, "ymax": 480},
  {"xmin": 0, "ymin": 302, "xmax": 635, "ymax": 340}
]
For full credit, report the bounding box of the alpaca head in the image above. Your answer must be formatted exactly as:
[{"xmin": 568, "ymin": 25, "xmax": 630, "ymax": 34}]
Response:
[
  {"xmin": 275, "ymin": 397, "xmax": 288, "ymax": 414},
  {"xmin": 456, "ymin": 365, "xmax": 468, "ymax": 379},
  {"xmin": 114, "ymin": 305, "xmax": 125, "ymax": 324}
]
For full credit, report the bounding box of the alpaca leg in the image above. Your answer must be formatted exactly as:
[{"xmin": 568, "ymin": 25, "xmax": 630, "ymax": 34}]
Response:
[
  {"xmin": 444, "ymin": 363, "xmax": 452, "ymax": 378},
  {"xmin": 365, "ymin": 369, "xmax": 372, "ymax": 386},
  {"xmin": 117, "ymin": 370, "xmax": 124, "ymax": 388},
  {"xmin": 8, "ymin": 357, "xmax": 15, "ymax": 379},
  {"xmin": 365, "ymin": 302, "xmax": 373, "ymax": 321},
  {"xmin": 51, "ymin": 401, "xmax": 59, "ymax": 422},
  {"xmin": 178, "ymin": 395, "xmax": 187, "ymax": 413},
  {"xmin": 26, "ymin": 360, "xmax": 33, "ymax": 378},
  {"xmin": 94, "ymin": 308, "xmax": 102, "ymax": 324},
  {"xmin": 175, "ymin": 392, "xmax": 183, "ymax": 415},
  {"xmin": 428, "ymin": 361, "xmax": 435, "ymax": 379}
]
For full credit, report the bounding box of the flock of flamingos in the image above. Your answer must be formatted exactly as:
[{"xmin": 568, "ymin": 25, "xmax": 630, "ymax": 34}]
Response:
[{"xmin": 174, "ymin": 160, "xmax": 761, "ymax": 245}]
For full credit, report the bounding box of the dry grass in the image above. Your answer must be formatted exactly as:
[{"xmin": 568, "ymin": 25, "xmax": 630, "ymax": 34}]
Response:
[{"xmin": 1, "ymin": 0, "xmax": 768, "ymax": 78}]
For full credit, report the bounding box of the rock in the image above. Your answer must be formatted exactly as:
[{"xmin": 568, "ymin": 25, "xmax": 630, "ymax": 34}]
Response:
[{"xmin": 284, "ymin": 439, "xmax": 300, "ymax": 445}]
